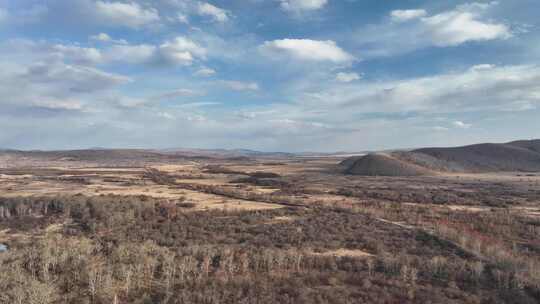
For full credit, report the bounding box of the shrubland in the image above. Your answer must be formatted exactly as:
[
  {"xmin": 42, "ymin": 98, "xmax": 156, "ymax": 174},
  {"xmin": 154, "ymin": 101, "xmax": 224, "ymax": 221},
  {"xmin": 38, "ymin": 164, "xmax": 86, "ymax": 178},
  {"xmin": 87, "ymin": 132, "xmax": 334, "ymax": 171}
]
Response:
[{"xmin": 1, "ymin": 195, "xmax": 539, "ymax": 303}]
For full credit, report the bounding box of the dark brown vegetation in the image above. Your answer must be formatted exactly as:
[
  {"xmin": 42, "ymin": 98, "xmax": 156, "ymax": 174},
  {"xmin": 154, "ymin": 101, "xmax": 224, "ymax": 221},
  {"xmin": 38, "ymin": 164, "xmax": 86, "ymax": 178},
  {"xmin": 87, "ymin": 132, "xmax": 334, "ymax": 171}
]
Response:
[
  {"xmin": 1, "ymin": 194, "xmax": 540, "ymax": 304},
  {"xmin": 1, "ymin": 141, "xmax": 540, "ymax": 303},
  {"xmin": 230, "ymin": 176, "xmax": 289, "ymax": 188}
]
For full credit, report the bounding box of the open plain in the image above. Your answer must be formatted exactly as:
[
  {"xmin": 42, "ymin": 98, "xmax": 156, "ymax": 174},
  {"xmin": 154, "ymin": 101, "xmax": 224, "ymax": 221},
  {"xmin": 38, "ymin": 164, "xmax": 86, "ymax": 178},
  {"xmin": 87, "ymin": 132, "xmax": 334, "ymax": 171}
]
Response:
[{"xmin": 1, "ymin": 148, "xmax": 540, "ymax": 303}]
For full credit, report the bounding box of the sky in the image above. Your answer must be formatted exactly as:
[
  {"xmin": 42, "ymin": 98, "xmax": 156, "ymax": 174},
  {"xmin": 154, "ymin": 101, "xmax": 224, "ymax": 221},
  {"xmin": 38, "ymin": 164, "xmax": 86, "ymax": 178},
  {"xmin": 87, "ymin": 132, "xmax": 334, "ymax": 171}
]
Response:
[{"xmin": 0, "ymin": 0, "xmax": 539, "ymax": 152}]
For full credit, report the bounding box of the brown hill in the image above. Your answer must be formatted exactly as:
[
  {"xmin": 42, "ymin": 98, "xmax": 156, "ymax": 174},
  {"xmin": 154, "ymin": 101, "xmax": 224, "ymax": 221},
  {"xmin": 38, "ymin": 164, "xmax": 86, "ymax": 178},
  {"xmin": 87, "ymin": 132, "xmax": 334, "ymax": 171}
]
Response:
[
  {"xmin": 342, "ymin": 139, "xmax": 540, "ymax": 176},
  {"xmin": 506, "ymin": 139, "xmax": 540, "ymax": 153},
  {"xmin": 344, "ymin": 153, "xmax": 431, "ymax": 176},
  {"xmin": 414, "ymin": 140, "xmax": 540, "ymax": 172},
  {"xmin": 338, "ymin": 155, "xmax": 365, "ymax": 168}
]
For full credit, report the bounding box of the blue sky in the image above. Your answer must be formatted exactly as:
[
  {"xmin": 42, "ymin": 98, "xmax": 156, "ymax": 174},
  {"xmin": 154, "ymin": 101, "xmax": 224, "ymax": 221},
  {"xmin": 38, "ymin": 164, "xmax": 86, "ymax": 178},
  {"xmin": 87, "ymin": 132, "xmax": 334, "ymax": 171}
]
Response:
[{"xmin": 0, "ymin": 0, "xmax": 539, "ymax": 152}]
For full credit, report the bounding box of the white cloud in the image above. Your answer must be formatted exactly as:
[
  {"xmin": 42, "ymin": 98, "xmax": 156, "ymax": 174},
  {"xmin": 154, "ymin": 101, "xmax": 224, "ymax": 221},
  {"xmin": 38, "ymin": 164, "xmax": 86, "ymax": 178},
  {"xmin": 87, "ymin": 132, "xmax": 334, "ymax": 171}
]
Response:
[
  {"xmin": 453, "ymin": 121, "xmax": 472, "ymax": 129},
  {"xmin": 176, "ymin": 13, "xmax": 189, "ymax": 24},
  {"xmin": 22, "ymin": 62, "xmax": 131, "ymax": 92},
  {"xmin": 221, "ymin": 80, "xmax": 259, "ymax": 91},
  {"xmin": 187, "ymin": 114, "xmax": 207, "ymax": 122},
  {"xmin": 70, "ymin": 37, "xmax": 206, "ymax": 66},
  {"xmin": 269, "ymin": 118, "xmax": 329, "ymax": 130},
  {"xmin": 2, "ymin": 37, "xmax": 207, "ymax": 67},
  {"xmin": 299, "ymin": 64, "xmax": 540, "ymax": 115},
  {"xmin": 32, "ymin": 100, "xmax": 84, "ymax": 111},
  {"xmin": 114, "ymin": 96, "xmax": 147, "ymax": 109},
  {"xmin": 104, "ymin": 44, "xmax": 156, "ymax": 64},
  {"xmin": 433, "ymin": 126, "xmax": 450, "ymax": 131},
  {"xmin": 197, "ymin": 2, "xmax": 229, "ymax": 22},
  {"xmin": 260, "ymin": 39, "xmax": 355, "ymax": 63},
  {"xmin": 0, "ymin": 60, "xmax": 130, "ymax": 113},
  {"xmin": 176, "ymin": 102, "xmax": 220, "ymax": 108},
  {"xmin": 158, "ymin": 36, "xmax": 207, "ymax": 65},
  {"xmin": 357, "ymin": 2, "xmax": 512, "ymax": 57},
  {"xmin": 423, "ymin": 8, "xmax": 511, "ymax": 47},
  {"xmin": 94, "ymin": 1, "xmax": 160, "ymax": 28},
  {"xmin": 111, "ymin": 88, "xmax": 204, "ymax": 110},
  {"xmin": 90, "ymin": 33, "xmax": 127, "ymax": 44},
  {"xmin": 2, "ymin": 39, "xmax": 106, "ymax": 65},
  {"xmin": 194, "ymin": 67, "xmax": 216, "ymax": 76},
  {"xmin": 52, "ymin": 44, "xmax": 103, "ymax": 64},
  {"xmin": 470, "ymin": 64, "xmax": 495, "ymax": 71},
  {"xmin": 90, "ymin": 33, "xmax": 111, "ymax": 42},
  {"xmin": 390, "ymin": 9, "xmax": 427, "ymax": 22},
  {"xmin": 336, "ymin": 72, "xmax": 361, "ymax": 82},
  {"xmin": 157, "ymin": 111, "xmax": 175, "ymax": 120},
  {"xmin": 156, "ymin": 89, "xmax": 201, "ymax": 100},
  {"xmin": 280, "ymin": 0, "xmax": 328, "ymax": 11},
  {"xmin": 1, "ymin": 1, "xmax": 537, "ymax": 152}
]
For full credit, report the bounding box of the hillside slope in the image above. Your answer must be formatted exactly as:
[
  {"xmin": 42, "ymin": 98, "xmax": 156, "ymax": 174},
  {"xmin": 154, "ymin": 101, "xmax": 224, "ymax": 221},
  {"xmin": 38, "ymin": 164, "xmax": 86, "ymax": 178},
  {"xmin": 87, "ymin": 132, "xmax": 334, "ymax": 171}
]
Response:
[
  {"xmin": 506, "ymin": 139, "xmax": 540, "ymax": 153},
  {"xmin": 343, "ymin": 139, "xmax": 540, "ymax": 176},
  {"xmin": 344, "ymin": 153, "xmax": 431, "ymax": 176},
  {"xmin": 414, "ymin": 140, "xmax": 540, "ymax": 172}
]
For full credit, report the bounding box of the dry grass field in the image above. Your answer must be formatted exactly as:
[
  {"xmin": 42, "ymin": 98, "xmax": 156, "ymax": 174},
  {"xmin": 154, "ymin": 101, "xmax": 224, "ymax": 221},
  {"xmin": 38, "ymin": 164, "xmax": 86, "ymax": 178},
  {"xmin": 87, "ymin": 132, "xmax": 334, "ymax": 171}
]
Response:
[{"xmin": 1, "ymin": 151, "xmax": 540, "ymax": 303}]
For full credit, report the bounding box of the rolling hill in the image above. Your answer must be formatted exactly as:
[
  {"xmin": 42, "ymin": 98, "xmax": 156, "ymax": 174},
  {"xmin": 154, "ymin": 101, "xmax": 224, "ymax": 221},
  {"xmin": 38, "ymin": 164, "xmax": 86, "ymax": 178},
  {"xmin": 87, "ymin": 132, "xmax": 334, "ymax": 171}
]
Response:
[
  {"xmin": 342, "ymin": 139, "xmax": 540, "ymax": 176},
  {"xmin": 343, "ymin": 153, "xmax": 431, "ymax": 176}
]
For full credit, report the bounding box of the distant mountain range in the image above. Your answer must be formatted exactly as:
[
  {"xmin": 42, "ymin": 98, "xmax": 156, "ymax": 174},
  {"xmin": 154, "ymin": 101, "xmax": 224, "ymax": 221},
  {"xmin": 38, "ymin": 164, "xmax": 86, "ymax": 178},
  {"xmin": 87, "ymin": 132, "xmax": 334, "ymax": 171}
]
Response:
[
  {"xmin": 0, "ymin": 147, "xmax": 295, "ymax": 163},
  {"xmin": 3, "ymin": 139, "xmax": 540, "ymax": 173},
  {"xmin": 0, "ymin": 147, "xmax": 367, "ymax": 160},
  {"xmin": 158, "ymin": 148, "xmax": 294, "ymax": 158}
]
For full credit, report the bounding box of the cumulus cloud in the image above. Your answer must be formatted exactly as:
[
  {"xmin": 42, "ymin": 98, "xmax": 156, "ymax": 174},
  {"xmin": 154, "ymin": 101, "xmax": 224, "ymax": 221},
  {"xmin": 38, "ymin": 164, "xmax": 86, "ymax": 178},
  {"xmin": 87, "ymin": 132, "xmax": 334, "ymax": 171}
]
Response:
[
  {"xmin": 221, "ymin": 80, "xmax": 260, "ymax": 91},
  {"xmin": 390, "ymin": 9, "xmax": 427, "ymax": 22},
  {"xmin": 22, "ymin": 62, "xmax": 131, "ymax": 93},
  {"xmin": 90, "ymin": 33, "xmax": 112, "ymax": 42},
  {"xmin": 2, "ymin": 39, "xmax": 106, "ymax": 65},
  {"xmin": 156, "ymin": 89, "xmax": 201, "ymax": 100},
  {"xmin": 96, "ymin": 37, "xmax": 207, "ymax": 66},
  {"xmin": 176, "ymin": 13, "xmax": 189, "ymax": 24},
  {"xmin": 422, "ymin": 7, "xmax": 511, "ymax": 46},
  {"xmin": 197, "ymin": 2, "xmax": 230, "ymax": 22},
  {"xmin": 433, "ymin": 126, "xmax": 450, "ymax": 132},
  {"xmin": 453, "ymin": 121, "xmax": 472, "ymax": 129},
  {"xmin": 176, "ymin": 102, "xmax": 220, "ymax": 108},
  {"xmin": 336, "ymin": 72, "xmax": 361, "ymax": 82},
  {"xmin": 1, "ymin": 1, "xmax": 537, "ymax": 152},
  {"xmin": 52, "ymin": 44, "xmax": 103, "ymax": 64},
  {"xmin": 90, "ymin": 33, "xmax": 127, "ymax": 44},
  {"xmin": 157, "ymin": 37, "xmax": 207, "ymax": 65},
  {"xmin": 470, "ymin": 64, "xmax": 495, "ymax": 71},
  {"xmin": 94, "ymin": 1, "xmax": 160, "ymax": 28},
  {"xmin": 260, "ymin": 39, "xmax": 355, "ymax": 63},
  {"xmin": 65, "ymin": 37, "xmax": 207, "ymax": 66},
  {"xmin": 269, "ymin": 118, "xmax": 330, "ymax": 130},
  {"xmin": 2, "ymin": 1, "xmax": 160, "ymax": 29},
  {"xmin": 103, "ymin": 44, "xmax": 156, "ymax": 64},
  {"xmin": 194, "ymin": 67, "xmax": 216, "ymax": 76},
  {"xmin": 280, "ymin": 0, "xmax": 328, "ymax": 12},
  {"xmin": 3, "ymin": 37, "xmax": 208, "ymax": 67},
  {"xmin": 157, "ymin": 111, "xmax": 175, "ymax": 120},
  {"xmin": 300, "ymin": 64, "xmax": 540, "ymax": 115},
  {"xmin": 356, "ymin": 2, "xmax": 512, "ymax": 57},
  {"xmin": 0, "ymin": 60, "xmax": 130, "ymax": 113}
]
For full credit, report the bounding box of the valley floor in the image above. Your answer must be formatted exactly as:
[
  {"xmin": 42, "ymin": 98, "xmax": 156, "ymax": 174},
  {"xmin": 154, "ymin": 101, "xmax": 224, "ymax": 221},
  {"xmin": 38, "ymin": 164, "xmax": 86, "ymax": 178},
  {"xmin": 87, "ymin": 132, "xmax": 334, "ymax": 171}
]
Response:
[{"xmin": 1, "ymin": 155, "xmax": 540, "ymax": 303}]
